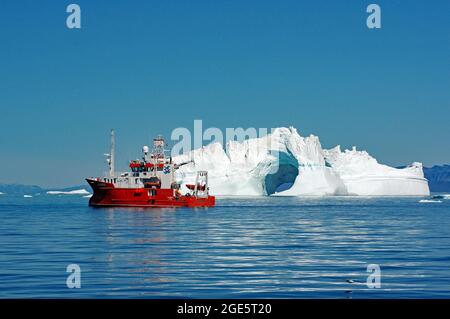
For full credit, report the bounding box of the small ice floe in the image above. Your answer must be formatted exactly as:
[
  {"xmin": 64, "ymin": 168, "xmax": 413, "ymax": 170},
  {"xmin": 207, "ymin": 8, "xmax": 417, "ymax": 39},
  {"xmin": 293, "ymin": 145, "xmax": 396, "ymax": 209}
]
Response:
[
  {"xmin": 23, "ymin": 195, "xmax": 33, "ymax": 198},
  {"xmin": 0, "ymin": 192, "xmax": 4, "ymax": 195},
  {"xmin": 345, "ymin": 279, "xmax": 364, "ymax": 285},
  {"xmin": 419, "ymin": 199, "xmax": 442, "ymax": 203},
  {"xmin": 46, "ymin": 189, "xmax": 90, "ymax": 195},
  {"xmin": 83, "ymin": 194, "xmax": 92, "ymax": 198}
]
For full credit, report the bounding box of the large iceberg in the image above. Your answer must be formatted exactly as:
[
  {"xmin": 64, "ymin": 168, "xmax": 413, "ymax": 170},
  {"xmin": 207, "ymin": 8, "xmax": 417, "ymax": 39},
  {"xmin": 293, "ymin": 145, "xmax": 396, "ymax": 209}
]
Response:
[{"xmin": 174, "ymin": 127, "xmax": 430, "ymax": 196}]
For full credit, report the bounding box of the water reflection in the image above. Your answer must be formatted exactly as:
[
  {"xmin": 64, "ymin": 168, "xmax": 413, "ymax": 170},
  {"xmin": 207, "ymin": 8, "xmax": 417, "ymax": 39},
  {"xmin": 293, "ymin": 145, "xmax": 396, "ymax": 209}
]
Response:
[{"xmin": 0, "ymin": 195, "xmax": 448, "ymax": 298}]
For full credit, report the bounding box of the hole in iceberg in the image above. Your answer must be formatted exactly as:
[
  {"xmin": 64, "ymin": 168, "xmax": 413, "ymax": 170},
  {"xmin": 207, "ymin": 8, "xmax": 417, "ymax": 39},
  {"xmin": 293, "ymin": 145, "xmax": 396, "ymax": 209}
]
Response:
[{"xmin": 264, "ymin": 151, "xmax": 299, "ymax": 195}]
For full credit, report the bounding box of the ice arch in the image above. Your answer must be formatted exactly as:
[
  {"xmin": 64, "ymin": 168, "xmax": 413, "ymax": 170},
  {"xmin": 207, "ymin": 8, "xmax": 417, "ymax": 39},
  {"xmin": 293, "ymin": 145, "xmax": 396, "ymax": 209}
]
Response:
[{"xmin": 264, "ymin": 151, "xmax": 299, "ymax": 195}]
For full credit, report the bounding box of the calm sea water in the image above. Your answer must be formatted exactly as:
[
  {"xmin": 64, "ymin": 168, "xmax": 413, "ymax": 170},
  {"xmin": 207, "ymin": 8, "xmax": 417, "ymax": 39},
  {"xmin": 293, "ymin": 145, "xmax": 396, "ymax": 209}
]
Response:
[{"xmin": 0, "ymin": 193, "xmax": 449, "ymax": 298}]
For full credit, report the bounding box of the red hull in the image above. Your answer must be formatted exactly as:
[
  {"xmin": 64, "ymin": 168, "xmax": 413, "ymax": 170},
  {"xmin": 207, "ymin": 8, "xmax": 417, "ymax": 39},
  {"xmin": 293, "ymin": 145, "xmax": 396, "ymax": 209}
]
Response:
[{"xmin": 86, "ymin": 179, "xmax": 215, "ymax": 208}]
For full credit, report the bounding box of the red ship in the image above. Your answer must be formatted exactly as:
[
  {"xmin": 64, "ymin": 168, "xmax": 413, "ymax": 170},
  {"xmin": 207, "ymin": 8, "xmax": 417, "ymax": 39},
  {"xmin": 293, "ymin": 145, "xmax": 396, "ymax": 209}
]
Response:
[{"xmin": 86, "ymin": 130, "xmax": 215, "ymax": 208}]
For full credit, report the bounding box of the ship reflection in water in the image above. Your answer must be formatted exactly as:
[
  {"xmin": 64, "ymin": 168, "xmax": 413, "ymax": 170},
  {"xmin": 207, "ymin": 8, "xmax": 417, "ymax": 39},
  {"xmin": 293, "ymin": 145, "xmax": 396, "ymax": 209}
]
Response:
[{"xmin": 0, "ymin": 195, "xmax": 449, "ymax": 298}]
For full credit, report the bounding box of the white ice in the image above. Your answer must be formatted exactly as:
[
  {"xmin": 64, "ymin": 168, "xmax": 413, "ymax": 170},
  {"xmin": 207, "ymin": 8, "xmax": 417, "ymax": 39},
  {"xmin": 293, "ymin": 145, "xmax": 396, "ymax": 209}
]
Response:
[
  {"xmin": 419, "ymin": 199, "xmax": 442, "ymax": 203},
  {"xmin": 174, "ymin": 127, "xmax": 430, "ymax": 196},
  {"xmin": 47, "ymin": 189, "xmax": 91, "ymax": 195}
]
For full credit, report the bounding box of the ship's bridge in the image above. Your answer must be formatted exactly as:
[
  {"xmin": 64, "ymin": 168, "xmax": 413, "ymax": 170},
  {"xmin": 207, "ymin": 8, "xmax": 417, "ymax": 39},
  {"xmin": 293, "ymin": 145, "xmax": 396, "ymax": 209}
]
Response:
[{"xmin": 129, "ymin": 160, "xmax": 171, "ymax": 173}]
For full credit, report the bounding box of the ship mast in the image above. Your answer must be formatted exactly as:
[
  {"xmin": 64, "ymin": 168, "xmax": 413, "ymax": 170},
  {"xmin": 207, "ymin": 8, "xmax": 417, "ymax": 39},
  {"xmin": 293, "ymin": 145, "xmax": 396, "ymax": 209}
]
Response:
[
  {"xmin": 152, "ymin": 135, "xmax": 164, "ymax": 176},
  {"xmin": 109, "ymin": 129, "xmax": 115, "ymax": 177}
]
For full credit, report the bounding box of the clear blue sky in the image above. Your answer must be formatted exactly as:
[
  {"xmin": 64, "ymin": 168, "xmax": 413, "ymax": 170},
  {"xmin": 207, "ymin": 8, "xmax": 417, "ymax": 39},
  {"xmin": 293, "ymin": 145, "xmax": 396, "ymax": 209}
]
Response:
[{"xmin": 0, "ymin": 0, "xmax": 449, "ymax": 187}]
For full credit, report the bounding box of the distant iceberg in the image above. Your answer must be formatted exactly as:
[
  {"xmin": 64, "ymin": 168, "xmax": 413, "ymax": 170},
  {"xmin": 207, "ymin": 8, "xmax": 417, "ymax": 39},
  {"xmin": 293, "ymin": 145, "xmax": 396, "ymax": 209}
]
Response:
[
  {"xmin": 419, "ymin": 199, "xmax": 442, "ymax": 203},
  {"xmin": 174, "ymin": 127, "xmax": 430, "ymax": 196},
  {"xmin": 0, "ymin": 192, "xmax": 4, "ymax": 195},
  {"xmin": 23, "ymin": 195, "xmax": 33, "ymax": 198},
  {"xmin": 47, "ymin": 189, "xmax": 90, "ymax": 195}
]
